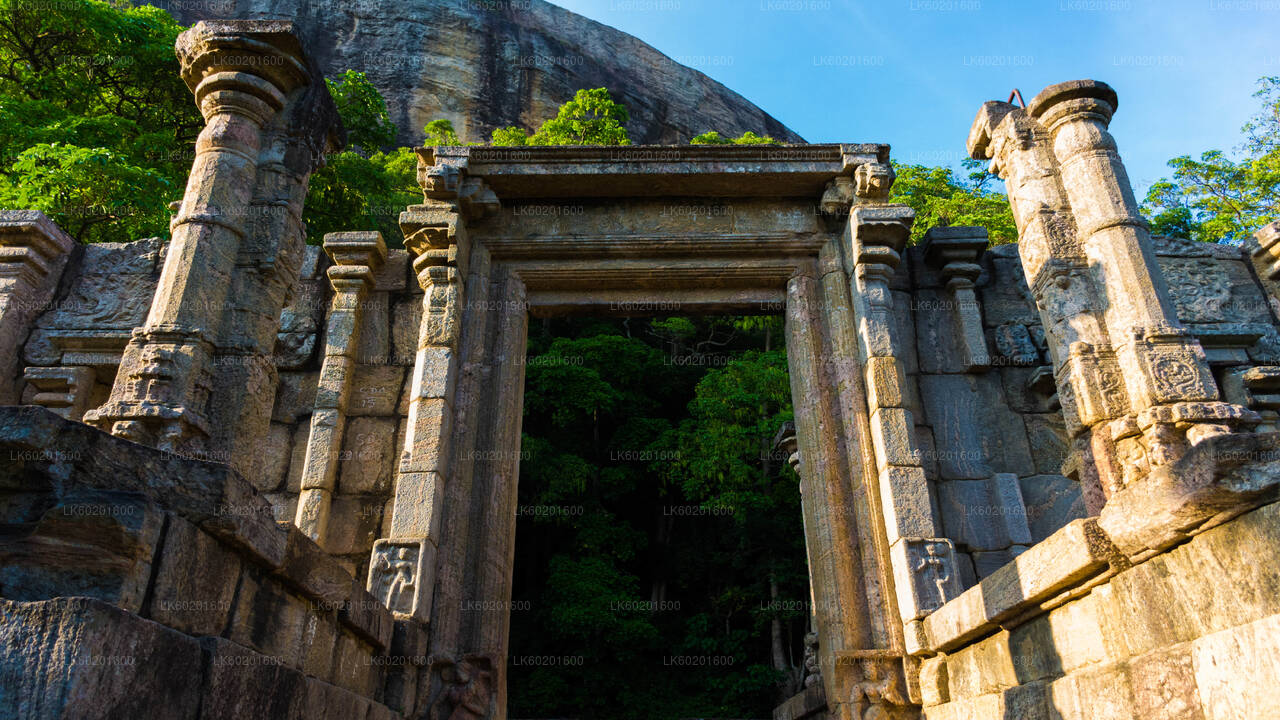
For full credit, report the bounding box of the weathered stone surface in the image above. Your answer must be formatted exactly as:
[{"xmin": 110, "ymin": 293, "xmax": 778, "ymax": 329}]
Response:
[
  {"xmin": 924, "ymin": 519, "xmax": 1121, "ymax": 652},
  {"xmin": 1192, "ymin": 612, "xmax": 1280, "ymax": 720},
  {"xmin": 273, "ymin": 370, "xmax": 319, "ymax": 424},
  {"xmin": 1097, "ymin": 431, "xmax": 1280, "ymax": 558},
  {"xmin": 1020, "ymin": 474, "xmax": 1086, "ymax": 543},
  {"xmin": 390, "ymin": 296, "xmax": 423, "ymax": 366},
  {"xmin": 339, "ymin": 416, "xmax": 397, "ymax": 495},
  {"xmin": 146, "ymin": 515, "xmax": 241, "ymax": 637},
  {"xmin": 256, "ymin": 421, "xmax": 294, "ymax": 493},
  {"xmin": 919, "ymin": 374, "xmax": 1035, "ymax": 480},
  {"xmin": 348, "ymin": 365, "xmax": 407, "ymax": 417},
  {"xmin": 0, "ymin": 597, "xmax": 204, "ymax": 719},
  {"xmin": 162, "ymin": 0, "xmax": 803, "ymax": 147}
]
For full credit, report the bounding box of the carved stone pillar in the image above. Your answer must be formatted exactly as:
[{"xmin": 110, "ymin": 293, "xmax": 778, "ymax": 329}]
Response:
[
  {"xmin": 1029, "ymin": 80, "xmax": 1251, "ymax": 465},
  {"xmin": 844, "ymin": 202, "xmax": 961, "ymax": 654},
  {"xmin": 0, "ymin": 211, "xmax": 75, "ymax": 405},
  {"xmin": 920, "ymin": 227, "xmax": 991, "ymax": 372},
  {"xmin": 295, "ymin": 232, "xmax": 386, "ymax": 549},
  {"xmin": 369, "ymin": 149, "xmax": 498, "ymax": 623},
  {"xmin": 85, "ymin": 21, "xmax": 341, "ymax": 473}
]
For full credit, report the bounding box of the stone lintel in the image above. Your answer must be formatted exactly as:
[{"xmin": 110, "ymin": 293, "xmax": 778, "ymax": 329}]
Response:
[{"xmin": 440, "ymin": 143, "xmax": 888, "ymax": 200}]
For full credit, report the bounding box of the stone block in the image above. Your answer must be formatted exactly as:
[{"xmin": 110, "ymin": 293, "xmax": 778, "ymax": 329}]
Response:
[
  {"xmin": 945, "ymin": 630, "xmax": 1019, "ymax": 700},
  {"xmin": 891, "ymin": 289, "xmax": 920, "ymax": 375},
  {"xmin": 879, "ymin": 465, "xmax": 941, "ymax": 543},
  {"xmin": 1049, "ymin": 663, "xmax": 1137, "ymax": 720},
  {"xmin": 287, "ymin": 421, "xmax": 310, "ymax": 493},
  {"xmin": 390, "ymin": 295, "xmax": 423, "ymax": 366},
  {"xmin": 1024, "ymin": 412, "xmax": 1069, "ymax": 476},
  {"xmin": 227, "ymin": 568, "xmax": 309, "ymax": 665},
  {"xmin": 993, "ymin": 472, "xmax": 1033, "ymax": 546},
  {"xmin": 375, "ymin": 249, "xmax": 410, "ymax": 292},
  {"xmin": 972, "ymin": 549, "xmax": 1014, "ymax": 579},
  {"xmin": 273, "ymin": 371, "xmax": 318, "ymax": 423},
  {"xmin": 332, "ymin": 629, "xmax": 379, "ymax": 698},
  {"xmin": 0, "ymin": 597, "xmax": 204, "ymax": 720},
  {"xmin": 402, "ymin": 398, "xmax": 454, "ymax": 474},
  {"xmin": 357, "ymin": 291, "xmax": 391, "ymax": 365},
  {"xmin": 914, "ymin": 289, "xmax": 968, "ymax": 374},
  {"xmin": 1192, "ymin": 612, "xmax": 1280, "ymax": 720},
  {"xmin": 339, "ymin": 416, "xmax": 397, "ymax": 495},
  {"xmin": 937, "ymin": 479, "xmax": 1008, "ymax": 552},
  {"xmin": 146, "ymin": 515, "xmax": 241, "ymax": 637},
  {"xmin": 919, "ymin": 373, "xmax": 1034, "ymax": 479},
  {"xmin": 864, "ymin": 355, "xmax": 905, "ymax": 409},
  {"xmin": 300, "ymin": 609, "xmax": 339, "ymax": 683},
  {"xmin": 279, "ymin": 525, "xmax": 356, "ymax": 607},
  {"xmin": 0, "ymin": 492, "xmax": 164, "ymax": 612},
  {"xmin": 916, "ymin": 424, "xmax": 940, "ymax": 483},
  {"xmin": 869, "ymin": 406, "xmax": 921, "ymax": 469},
  {"xmin": 348, "ymin": 364, "xmax": 407, "ymax": 417},
  {"xmin": 299, "ymin": 675, "xmax": 372, "ymax": 720},
  {"xmin": 979, "ymin": 256, "xmax": 1039, "ymax": 328},
  {"xmin": 1128, "ymin": 645, "xmax": 1205, "ymax": 720},
  {"xmin": 1020, "ymin": 475, "xmax": 1086, "ymax": 543},
  {"xmin": 325, "ymin": 495, "xmax": 385, "ymax": 557},
  {"xmin": 199, "ymin": 636, "xmax": 305, "ymax": 719},
  {"xmin": 919, "ymin": 655, "xmax": 949, "ymax": 706},
  {"xmin": 925, "ymin": 519, "xmax": 1120, "ymax": 653},
  {"xmin": 254, "ymin": 421, "xmax": 293, "ymax": 493},
  {"xmin": 411, "ymin": 345, "xmax": 457, "ymax": 401}
]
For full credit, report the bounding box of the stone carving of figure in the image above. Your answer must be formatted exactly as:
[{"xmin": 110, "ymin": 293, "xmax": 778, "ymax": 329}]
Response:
[
  {"xmin": 445, "ymin": 660, "xmax": 492, "ymax": 720},
  {"xmin": 802, "ymin": 631, "xmax": 821, "ymax": 688},
  {"xmin": 913, "ymin": 541, "xmax": 952, "ymax": 610},
  {"xmin": 372, "ymin": 545, "xmax": 417, "ymax": 612},
  {"xmin": 850, "ymin": 659, "xmax": 908, "ymax": 720}
]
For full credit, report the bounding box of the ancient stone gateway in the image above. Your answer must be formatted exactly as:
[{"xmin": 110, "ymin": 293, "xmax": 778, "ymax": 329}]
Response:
[
  {"xmin": 3, "ymin": 20, "xmax": 1280, "ymax": 720},
  {"xmin": 373, "ymin": 142, "xmax": 940, "ymax": 719}
]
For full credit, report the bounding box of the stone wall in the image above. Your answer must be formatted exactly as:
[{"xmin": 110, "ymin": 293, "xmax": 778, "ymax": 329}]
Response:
[
  {"xmin": 0, "ymin": 405, "xmax": 427, "ymax": 718},
  {"xmin": 918, "ymin": 498, "xmax": 1280, "ymax": 719}
]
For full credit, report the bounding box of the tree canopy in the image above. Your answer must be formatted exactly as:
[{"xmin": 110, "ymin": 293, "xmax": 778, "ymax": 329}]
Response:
[{"xmin": 1143, "ymin": 76, "xmax": 1280, "ymax": 243}]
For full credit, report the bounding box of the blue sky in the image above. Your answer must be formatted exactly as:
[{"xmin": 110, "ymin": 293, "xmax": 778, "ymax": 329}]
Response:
[{"xmin": 547, "ymin": 0, "xmax": 1279, "ymax": 196}]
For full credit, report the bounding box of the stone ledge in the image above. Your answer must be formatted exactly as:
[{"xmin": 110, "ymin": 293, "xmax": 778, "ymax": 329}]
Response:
[
  {"xmin": 922, "ymin": 518, "xmax": 1124, "ymax": 654},
  {"xmin": 0, "ymin": 406, "xmax": 395, "ymax": 652}
]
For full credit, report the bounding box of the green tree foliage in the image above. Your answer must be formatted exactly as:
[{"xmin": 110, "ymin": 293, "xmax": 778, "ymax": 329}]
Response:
[
  {"xmin": 509, "ymin": 317, "xmax": 807, "ymax": 720},
  {"xmin": 303, "ymin": 70, "xmax": 418, "ymax": 246},
  {"xmin": 1143, "ymin": 77, "xmax": 1280, "ymax": 243},
  {"xmin": 490, "ymin": 88, "xmax": 630, "ymax": 146},
  {"xmin": 889, "ymin": 159, "xmax": 1018, "ymax": 245},
  {"xmin": 326, "ymin": 69, "xmax": 397, "ymax": 153},
  {"xmin": 423, "ymin": 118, "xmax": 462, "ymax": 146},
  {"xmin": 0, "ymin": 0, "xmax": 198, "ymax": 242},
  {"xmin": 690, "ymin": 130, "xmax": 782, "ymax": 145}
]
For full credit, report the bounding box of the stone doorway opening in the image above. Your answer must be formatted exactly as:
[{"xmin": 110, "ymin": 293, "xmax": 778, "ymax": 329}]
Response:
[{"xmin": 505, "ymin": 313, "xmax": 808, "ymax": 718}]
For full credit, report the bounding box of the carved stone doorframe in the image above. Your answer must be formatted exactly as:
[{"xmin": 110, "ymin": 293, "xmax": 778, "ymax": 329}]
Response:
[{"xmin": 368, "ymin": 144, "xmax": 937, "ymax": 719}]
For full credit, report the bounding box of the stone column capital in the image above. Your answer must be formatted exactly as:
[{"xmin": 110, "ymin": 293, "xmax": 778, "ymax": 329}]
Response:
[
  {"xmin": 1028, "ymin": 79, "xmax": 1118, "ymax": 134},
  {"xmin": 176, "ymin": 21, "xmax": 312, "ymax": 102},
  {"xmin": 323, "ymin": 231, "xmax": 388, "ymax": 271},
  {"xmin": 921, "ymin": 227, "xmax": 989, "ymax": 273}
]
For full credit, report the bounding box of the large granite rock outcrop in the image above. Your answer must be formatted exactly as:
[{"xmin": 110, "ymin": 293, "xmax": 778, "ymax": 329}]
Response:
[{"xmin": 152, "ymin": 0, "xmax": 803, "ymax": 146}]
